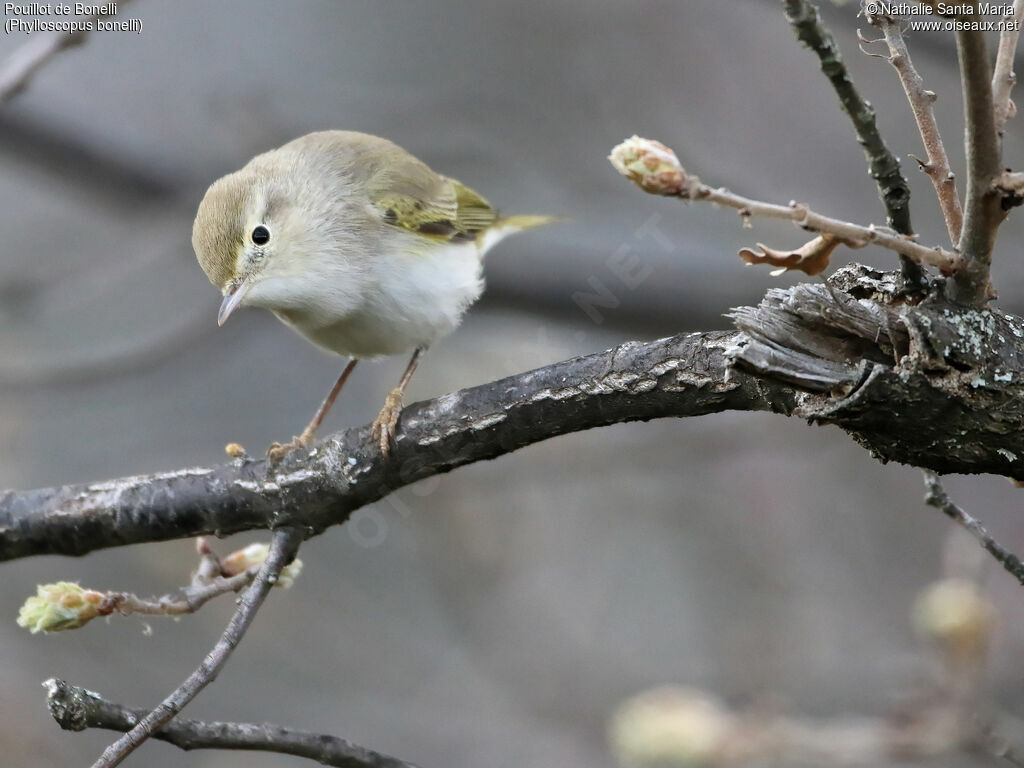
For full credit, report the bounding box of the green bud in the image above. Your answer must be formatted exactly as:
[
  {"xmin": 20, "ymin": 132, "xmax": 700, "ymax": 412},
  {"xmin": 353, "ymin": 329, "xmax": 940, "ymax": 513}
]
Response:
[{"xmin": 17, "ymin": 582, "xmax": 104, "ymax": 633}]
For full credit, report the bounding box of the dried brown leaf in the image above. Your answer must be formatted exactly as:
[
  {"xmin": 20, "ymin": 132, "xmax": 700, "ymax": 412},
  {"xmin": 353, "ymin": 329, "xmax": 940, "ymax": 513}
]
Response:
[{"xmin": 738, "ymin": 235, "xmax": 842, "ymax": 276}]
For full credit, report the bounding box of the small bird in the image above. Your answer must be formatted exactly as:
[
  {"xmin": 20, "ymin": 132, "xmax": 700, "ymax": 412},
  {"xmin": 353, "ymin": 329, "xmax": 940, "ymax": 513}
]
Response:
[{"xmin": 192, "ymin": 130, "xmax": 552, "ymax": 461}]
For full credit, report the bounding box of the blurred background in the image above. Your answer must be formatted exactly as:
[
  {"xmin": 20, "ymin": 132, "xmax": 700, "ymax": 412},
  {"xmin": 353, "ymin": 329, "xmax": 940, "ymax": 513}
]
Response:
[{"xmin": 1, "ymin": 1, "xmax": 1023, "ymax": 766}]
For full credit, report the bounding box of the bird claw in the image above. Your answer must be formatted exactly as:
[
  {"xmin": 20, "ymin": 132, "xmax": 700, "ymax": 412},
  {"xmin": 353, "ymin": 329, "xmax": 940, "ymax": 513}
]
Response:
[
  {"xmin": 371, "ymin": 389, "xmax": 404, "ymax": 458},
  {"xmin": 267, "ymin": 435, "xmax": 310, "ymax": 464}
]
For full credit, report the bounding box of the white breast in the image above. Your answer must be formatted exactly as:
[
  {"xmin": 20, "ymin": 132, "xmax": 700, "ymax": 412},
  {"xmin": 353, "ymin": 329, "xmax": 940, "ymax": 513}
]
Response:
[{"xmin": 276, "ymin": 235, "xmax": 485, "ymax": 358}]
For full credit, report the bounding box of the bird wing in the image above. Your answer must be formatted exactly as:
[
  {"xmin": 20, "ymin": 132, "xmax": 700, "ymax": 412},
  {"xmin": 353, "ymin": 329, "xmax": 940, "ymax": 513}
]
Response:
[{"xmin": 368, "ymin": 154, "xmax": 498, "ymax": 242}]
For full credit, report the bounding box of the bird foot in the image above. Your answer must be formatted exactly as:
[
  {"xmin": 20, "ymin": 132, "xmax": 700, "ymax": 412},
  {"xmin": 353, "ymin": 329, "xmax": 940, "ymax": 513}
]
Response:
[
  {"xmin": 267, "ymin": 434, "xmax": 312, "ymax": 464},
  {"xmin": 371, "ymin": 388, "xmax": 404, "ymax": 458}
]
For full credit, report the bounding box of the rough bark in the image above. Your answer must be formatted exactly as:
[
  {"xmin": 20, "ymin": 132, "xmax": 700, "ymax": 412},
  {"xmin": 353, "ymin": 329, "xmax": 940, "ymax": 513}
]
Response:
[
  {"xmin": 5, "ymin": 263, "xmax": 1024, "ymax": 561},
  {"xmin": 729, "ymin": 264, "xmax": 1024, "ymax": 477},
  {"xmin": 0, "ymin": 331, "xmax": 796, "ymax": 561}
]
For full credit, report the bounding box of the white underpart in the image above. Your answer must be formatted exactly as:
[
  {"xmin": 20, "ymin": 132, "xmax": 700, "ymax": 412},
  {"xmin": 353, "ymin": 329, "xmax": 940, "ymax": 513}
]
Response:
[{"xmin": 247, "ymin": 217, "xmax": 527, "ymax": 359}]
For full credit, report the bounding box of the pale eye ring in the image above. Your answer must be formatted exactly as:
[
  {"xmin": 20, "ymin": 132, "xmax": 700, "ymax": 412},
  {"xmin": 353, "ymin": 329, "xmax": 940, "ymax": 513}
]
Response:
[{"xmin": 251, "ymin": 225, "xmax": 270, "ymax": 246}]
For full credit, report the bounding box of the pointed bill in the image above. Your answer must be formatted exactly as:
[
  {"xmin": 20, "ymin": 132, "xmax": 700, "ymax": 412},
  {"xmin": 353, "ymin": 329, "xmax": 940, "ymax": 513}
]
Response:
[{"xmin": 218, "ymin": 281, "xmax": 250, "ymax": 326}]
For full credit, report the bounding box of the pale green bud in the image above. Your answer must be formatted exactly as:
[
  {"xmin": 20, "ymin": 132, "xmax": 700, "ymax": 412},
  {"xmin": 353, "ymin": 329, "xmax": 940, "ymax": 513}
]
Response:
[
  {"xmin": 17, "ymin": 582, "xmax": 104, "ymax": 633},
  {"xmin": 609, "ymin": 136, "xmax": 688, "ymax": 196}
]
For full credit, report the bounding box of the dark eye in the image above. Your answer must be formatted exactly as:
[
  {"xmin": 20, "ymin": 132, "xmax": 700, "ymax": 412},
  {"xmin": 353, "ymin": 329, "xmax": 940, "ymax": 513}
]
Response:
[{"xmin": 251, "ymin": 225, "xmax": 270, "ymax": 246}]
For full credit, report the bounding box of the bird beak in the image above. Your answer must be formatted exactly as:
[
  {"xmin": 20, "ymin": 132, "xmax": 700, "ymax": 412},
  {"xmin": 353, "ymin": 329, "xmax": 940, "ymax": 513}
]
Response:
[{"xmin": 218, "ymin": 281, "xmax": 250, "ymax": 326}]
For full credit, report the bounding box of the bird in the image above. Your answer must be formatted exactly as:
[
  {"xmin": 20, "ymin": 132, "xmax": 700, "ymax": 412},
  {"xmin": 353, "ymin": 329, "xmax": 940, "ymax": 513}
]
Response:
[{"xmin": 192, "ymin": 130, "xmax": 553, "ymax": 461}]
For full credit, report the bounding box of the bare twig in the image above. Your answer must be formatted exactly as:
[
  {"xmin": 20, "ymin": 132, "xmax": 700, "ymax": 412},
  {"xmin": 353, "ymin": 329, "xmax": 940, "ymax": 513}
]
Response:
[
  {"xmin": 781, "ymin": 0, "xmax": 924, "ymax": 287},
  {"xmin": 923, "ymin": 471, "xmax": 1024, "ymax": 587},
  {"xmin": 90, "ymin": 527, "xmax": 302, "ymax": 768},
  {"xmin": 610, "ymin": 136, "xmax": 961, "ymax": 271},
  {"xmin": 0, "ymin": 3, "xmax": 128, "ymax": 101},
  {"xmin": 951, "ymin": 21, "xmax": 1006, "ymax": 305},
  {"xmin": 102, "ymin": 569, "xmax": 258, "ymax": 617},
  {"xmin": 865, "ymin": 17, "xmax": 964, "ymax": 245},
  {"xmin": 690, "ymin": 183, "xmax": 960, "ymax": 270},
  {"xmin": 992, "ymin": 0, "xmax": 1024, "ymax": 136},
  {"xmin": 46, "ymin": 679, "xmax": 418, "ymax": 768}
]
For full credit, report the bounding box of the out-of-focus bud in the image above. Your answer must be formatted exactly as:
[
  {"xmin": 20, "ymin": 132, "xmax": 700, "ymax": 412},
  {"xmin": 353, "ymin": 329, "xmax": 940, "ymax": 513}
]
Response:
[
  {"xmin": 17, "ymin": 582, "xmax": 104, "ymax": 633},
  {"xmin": 609, "ymin": 686, "xmax": 735, "ymax": 767},
  {"xmin": 609, "ymin": 136, "xmax": 688, "ymax": 196},
  {"xmin": 912, "ymin": 578, "xmax": 994, "ymax": 658},
  {"xmin": 222, "ymin": 543, "xmax": 303, "ymax": 589},
  {"xmin": 224, "ymin": 442, "xmax": 247, "ymax": 458}
]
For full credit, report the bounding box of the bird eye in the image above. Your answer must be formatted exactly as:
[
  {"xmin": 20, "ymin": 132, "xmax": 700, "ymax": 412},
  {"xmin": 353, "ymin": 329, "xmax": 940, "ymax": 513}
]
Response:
[{"xmin": 251, "ymin": 225, "xmax": 270, "ymax": 245}]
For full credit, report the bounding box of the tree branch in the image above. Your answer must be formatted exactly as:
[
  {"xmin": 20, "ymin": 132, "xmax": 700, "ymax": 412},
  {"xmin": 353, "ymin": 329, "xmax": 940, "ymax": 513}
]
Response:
[
  {"xmin": 90, "ymin": 527, "xmax": 302, "ymax": 767},
  {"xmin": 950, "ymin": 19, "xmax": 1006, "ymax": 305},
  {"xmin": 865, "ymin": 16, "xmax": 964, "ymax": 245},
  {"xmin": 609, "ymin": 137, "xmax": 962, "ymax": 272},
  {"xmin": 0, "ymin": 331, "xmax": 798, "ymax": 561},
  {"xmin": 0, "ymin": 3, "xmax": 128, "ymax": 101},
  {"xmin": 46, "ymin": 679, "xmax": 418, "ymax": 768},
  {"xmin": 728, "ymin": 264, "xmax": 1024, "ymax": 480},
  {"xmin": 781, "ymin": 0, "xmax": 924, "ymax": 286},
  {"xmin": 923, "ymin": 471, "xmax": 1024, "ymax": 586},
  {"xmin": 992, "ymin": 0, "xmax": 1024, "ymax": 137},
  {"xmin": 10, "ymin": 264, "xmax": 1024, "ymax": 564}
]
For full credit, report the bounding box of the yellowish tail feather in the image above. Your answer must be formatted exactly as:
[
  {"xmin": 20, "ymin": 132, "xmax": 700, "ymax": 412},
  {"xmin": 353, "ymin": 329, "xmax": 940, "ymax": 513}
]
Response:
[{"xmin": 480, "ymin": 214, "xmax": 560, "ymax": 255}]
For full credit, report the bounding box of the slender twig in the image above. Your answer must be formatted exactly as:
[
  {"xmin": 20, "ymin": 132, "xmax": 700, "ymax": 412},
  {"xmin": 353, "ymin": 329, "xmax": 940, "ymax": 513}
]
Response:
[
  {"xmin": 102, "ymin": 569, "xmax": 258, "ymax": 617},
  {"xmin": 865, "ymin": 17, "xmax": 964, "ymax": 245},
  {"xmin": 923, "ymin": 471, "xmax": 1024, "ymax": 587},
  {"xmin": 781, "ymin": 0, "xmax": 923, "ymax": 286},
  {"xmin": 0, "ymin": 3, "xmax": 129, "ymax": 101},
  {"xmin": 992, "ymin": 0, "xmax": 1024, "ymax": 136},
  {"xmin": 692, "ymin": 181, "xmax": 959, "ymax": 270},
  {"xmin": 951, "ymin": 20, "xmax": 1006, "ymax": 305},
  {"xmin": 610, "ymin": 137, "xmax": 961, "ymax": 270},
  {"xmin": 90, "ymin": 527, "xmax": 302, "ymax": 768},
  {"xmin": 46, "ymin": 679, "xmax": 419, "ymax": 768}
]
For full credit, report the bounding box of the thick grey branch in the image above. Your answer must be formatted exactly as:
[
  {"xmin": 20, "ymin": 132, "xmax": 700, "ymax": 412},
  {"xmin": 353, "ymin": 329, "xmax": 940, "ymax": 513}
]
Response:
[
  {"xmin": 46, "ymin": 678, "xmax": 417, "ymax": 768},
  {"xmin": 9, "ymin": 265, "xmax": 1024, "ymax": 563},
  {"xmin": 0, "ymin": 332, "xmax": 796, "ymax": 561},
  {"xmin": 730, "ymin": 265, "xmax": 1024, "ymax": 478}
]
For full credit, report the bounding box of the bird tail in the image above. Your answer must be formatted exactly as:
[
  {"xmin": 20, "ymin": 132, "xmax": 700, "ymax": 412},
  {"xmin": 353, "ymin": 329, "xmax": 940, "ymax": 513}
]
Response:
[{"xmin": 480, "ymin": 214, "xmax": 560, "ymax": 255}]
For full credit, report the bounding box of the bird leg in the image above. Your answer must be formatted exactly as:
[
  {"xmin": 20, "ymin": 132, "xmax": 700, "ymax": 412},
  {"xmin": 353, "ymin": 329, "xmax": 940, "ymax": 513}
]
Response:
[
  {"xmin": 371, "ymin": 348, "xmax": 422, "ymax": 457},
  {"xmin": 268, "ymin": 358, "xmax": 359, "ymax": 463}
]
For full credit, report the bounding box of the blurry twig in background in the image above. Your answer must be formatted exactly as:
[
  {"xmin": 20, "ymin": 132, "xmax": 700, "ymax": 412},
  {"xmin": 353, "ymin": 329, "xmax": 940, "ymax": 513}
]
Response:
[
  {"xmin": 0, "ymin": 1, "xmax": 131, "ymax": 102},
  {"xmin": 861, "ymin": 15, "xmax": 963, "ymax": 245},
  {"xmin": 88, "ymin": 527, "xmax": 301, "ymax": 768},
  {"xmin": 0, "ymin": 309, "xmax": 214, "ymax": 389},
  {"xmin": 923, "ymin": 471, "xmax": 1024, "ymax": 587},
  {"xmin": 978, "ymin": 721, "xmax": 1024, "ymax": 768},
  {"xmin": 47, "ymin": 679, "xmax": 421, "ymax": 768},
  {"xmin": 609, "ymin": 575, "xmax": 1000, "ymax": 767}
]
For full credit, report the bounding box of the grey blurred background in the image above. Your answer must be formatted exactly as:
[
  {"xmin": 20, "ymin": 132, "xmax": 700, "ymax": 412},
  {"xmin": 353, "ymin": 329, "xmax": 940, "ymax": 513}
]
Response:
[{"xmin": 1, "ymin": 1, "xmax": 1023, "ymax": 766}]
